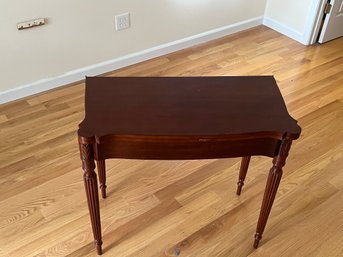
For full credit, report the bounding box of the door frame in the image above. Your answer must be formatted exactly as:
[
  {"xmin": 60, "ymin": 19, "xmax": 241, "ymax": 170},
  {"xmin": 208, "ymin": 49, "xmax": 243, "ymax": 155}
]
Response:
[
  {"xmin": 304, "ymin": 0, "xmax": 327, "ymax": 45},
  {"xmin": 309, "ymin": 0, "xmax": 329, "ymax": 44}
]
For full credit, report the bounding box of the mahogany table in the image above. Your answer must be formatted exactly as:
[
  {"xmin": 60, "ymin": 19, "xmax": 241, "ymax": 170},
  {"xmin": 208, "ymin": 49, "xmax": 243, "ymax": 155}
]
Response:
[{"xmin": 78, "ymin": 76, "xmax": 301, "ymax": 255}]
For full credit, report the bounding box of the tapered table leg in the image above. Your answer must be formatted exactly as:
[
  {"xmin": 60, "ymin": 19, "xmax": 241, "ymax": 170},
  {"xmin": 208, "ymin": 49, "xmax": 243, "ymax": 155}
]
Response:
[
  {"xmin": 79, "ymin": 139, "xmax": 103, "ymax": 255},
  {"xmin": 237, "ymin": 156, "xmax": 251, "ymax": 195},
  {"xmin": 97, "ymin": 160, "xmax": 107, "ymax": 199},
  {"xmin": 254, "ymin": 138, "xmax": 292, "ymax": 248}
]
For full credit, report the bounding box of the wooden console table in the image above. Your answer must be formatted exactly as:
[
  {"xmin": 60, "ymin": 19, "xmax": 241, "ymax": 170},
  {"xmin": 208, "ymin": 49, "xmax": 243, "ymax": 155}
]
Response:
[{"xmin": 78, "ymin": 76, "xmax": 301, "ymax": 255}]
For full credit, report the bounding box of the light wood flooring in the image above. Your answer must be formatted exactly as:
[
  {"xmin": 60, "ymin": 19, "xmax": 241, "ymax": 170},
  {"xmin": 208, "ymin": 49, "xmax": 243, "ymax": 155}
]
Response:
[{"xmin": 0, "ymin": 26, "xmax": 342, "ymax": 257}]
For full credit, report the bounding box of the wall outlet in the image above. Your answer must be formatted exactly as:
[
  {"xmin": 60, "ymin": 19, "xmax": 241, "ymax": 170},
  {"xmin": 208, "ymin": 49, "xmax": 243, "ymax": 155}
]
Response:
[
  {"xmin": 115, "ymin": 13, "xmax": 130, "ymax": 31},
  {"xmin": 17, "ymin": 18, "xmax": 45, "ymax": 30}
]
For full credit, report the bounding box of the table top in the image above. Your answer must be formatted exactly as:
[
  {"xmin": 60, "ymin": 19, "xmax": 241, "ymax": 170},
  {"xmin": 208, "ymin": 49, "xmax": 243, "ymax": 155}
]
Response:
[{"xmin": 78, "ymin": 76, "xmax": 301, "ymax": 140}]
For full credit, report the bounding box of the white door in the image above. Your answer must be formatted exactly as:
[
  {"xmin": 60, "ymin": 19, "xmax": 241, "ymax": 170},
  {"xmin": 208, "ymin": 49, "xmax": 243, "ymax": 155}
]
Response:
[{"xmin": 319, "ymin": 0, "xmax": 343, "ymax": 43}]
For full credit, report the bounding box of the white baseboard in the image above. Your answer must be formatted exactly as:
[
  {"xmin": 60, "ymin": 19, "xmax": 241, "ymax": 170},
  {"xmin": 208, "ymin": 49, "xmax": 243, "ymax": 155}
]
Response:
[
  {"xmin": 263, "ymin": 17, "xmax": 307, "ymax": 45},
  {"xmin": 0, "ymin": 16, "xmax": 262, "ymax": 104}
]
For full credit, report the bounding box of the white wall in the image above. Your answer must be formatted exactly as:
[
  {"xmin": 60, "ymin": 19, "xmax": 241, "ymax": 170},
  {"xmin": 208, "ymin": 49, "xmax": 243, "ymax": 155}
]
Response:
[
  {"xmin": 0, "ymin": 0, "xmax": 266, "ymax": 96},
  {"xmin": 263, "ymin": 0, "xmax": 320, "ymax": 44},
  {"xmin": 265, "ymin": 0, "xmax": 313, "ymax": 33}
]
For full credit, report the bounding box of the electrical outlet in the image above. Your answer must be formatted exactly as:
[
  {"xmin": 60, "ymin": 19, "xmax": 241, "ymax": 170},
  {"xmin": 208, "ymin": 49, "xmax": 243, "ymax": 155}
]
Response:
[
  {"xmin": 115, "ymin": 13, "xmax": 130, "ymax": 31},
  {"xmin": 17, "ymin": 18, "xmax": 45, "ymax": 30}
]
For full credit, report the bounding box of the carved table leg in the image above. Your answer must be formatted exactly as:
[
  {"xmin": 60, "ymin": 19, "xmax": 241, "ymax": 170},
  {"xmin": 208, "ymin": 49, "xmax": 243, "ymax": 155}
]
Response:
[
  {"xmin": 236, "ymin": 156, "xmax": 251, "ymax": 195},
  {"xmin": 79, "ymin": 139, "xmax": 103, "ymax": 255},
  {"xmin": 254, "ymin": 138, "xmax": 292, "ymax": 249},
  {"xmin": 97, "ymin": 160, "xmax": 107, "ymax": 199}
]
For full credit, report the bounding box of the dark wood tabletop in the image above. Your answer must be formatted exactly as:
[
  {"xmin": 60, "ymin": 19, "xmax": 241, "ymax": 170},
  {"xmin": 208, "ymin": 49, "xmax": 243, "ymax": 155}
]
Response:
[{"xmin": 78, "ymin": 76, "xmax": 301, "ymax": 140}]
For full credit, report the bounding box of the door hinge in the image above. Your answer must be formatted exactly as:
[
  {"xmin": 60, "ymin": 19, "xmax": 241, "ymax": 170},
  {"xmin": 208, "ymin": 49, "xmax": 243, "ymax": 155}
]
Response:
[{"xmin": 324, "ymin": 2, "xmax": 332, "ymax": 14}]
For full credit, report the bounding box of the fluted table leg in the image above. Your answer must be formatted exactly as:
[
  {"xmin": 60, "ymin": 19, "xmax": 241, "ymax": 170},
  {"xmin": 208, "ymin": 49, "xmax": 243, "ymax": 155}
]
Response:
[
  {"xmin": 79, "ymin": 138, "xmax": 103, "ymax": 255},
  {"xmin": 254, "ymin": 138, "xmax": 292, "ymax": 248}
]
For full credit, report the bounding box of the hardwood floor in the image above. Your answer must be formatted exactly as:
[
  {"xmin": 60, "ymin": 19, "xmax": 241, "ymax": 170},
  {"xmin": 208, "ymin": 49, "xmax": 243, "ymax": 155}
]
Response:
[{"xmin": 0, "ymin": 25, "xmax": 342, "ymax": 257}]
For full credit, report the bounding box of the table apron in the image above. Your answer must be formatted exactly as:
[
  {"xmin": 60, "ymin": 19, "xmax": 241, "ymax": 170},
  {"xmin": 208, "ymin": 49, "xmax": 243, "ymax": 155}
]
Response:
[{"xmin": 94, "ymin": 137, "xmax": 281, "ymax": 160}]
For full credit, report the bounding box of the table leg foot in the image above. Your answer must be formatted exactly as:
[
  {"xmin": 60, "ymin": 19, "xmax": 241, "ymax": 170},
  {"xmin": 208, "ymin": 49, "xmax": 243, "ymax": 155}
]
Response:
[
  {"xmin": 97, "ymin": 160, "xmax": 107, "ymax": 199},
  {"xmin": 253, "ymin": 233, "xmax": 262, "ymax": 248},
  {"xmin": 101, "ymin": 186, "xmax": 107, "ymax": 199},
  {"xmin": 254, "ymin": 138, "xmax": 292, "ymax": 249},
  {"xmin": 96, "ymin": 241, "xmax": 103, "ymax": 255},
  {"xmin": 236, "ymin": 183, "xmax": 243, "ymax": 196},
  {"xmin": 236, "ymin": 156, "xmax": 251, "ymax": 195}
]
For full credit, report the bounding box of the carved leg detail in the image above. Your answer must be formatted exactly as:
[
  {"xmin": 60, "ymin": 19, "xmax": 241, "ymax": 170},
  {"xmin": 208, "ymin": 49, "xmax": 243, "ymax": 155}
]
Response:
[
  {"xmin": 80, "ymin": 140, "xmax": 103, "ymax": 255},
  {"xmin": 97, "ymin": 160, "xmax": 107, "ymax": 199},
  {"xmin": 237, "ymin": 156, "xmax": 251, "ymax": 195},
  {"xmin": 254, "ymin": 138, "xmax": 292, "ymax": 249}
]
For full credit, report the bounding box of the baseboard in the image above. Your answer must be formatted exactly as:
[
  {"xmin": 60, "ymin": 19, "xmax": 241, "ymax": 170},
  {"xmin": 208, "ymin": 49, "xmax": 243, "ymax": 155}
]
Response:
[
  {"xmin": 263, "ymin": 17, "xmax": 307, "ymax": 45},
  {"xmin": 0, "ymin": 16, "xmax": 262, "ymax": 104}
]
